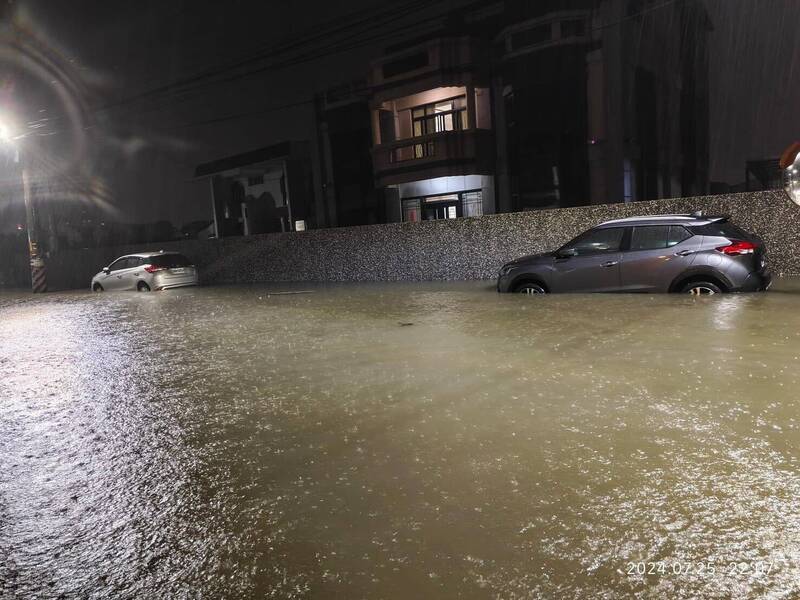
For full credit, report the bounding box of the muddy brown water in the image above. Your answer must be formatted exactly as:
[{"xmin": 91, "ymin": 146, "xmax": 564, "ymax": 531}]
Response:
[{"xmin": 3, "ymin": 280, "xmax": 800, "ymax": 598}]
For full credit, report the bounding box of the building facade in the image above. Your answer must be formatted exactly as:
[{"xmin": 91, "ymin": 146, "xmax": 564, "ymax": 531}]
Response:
[
  {"xmin": 367, "ymin": 35, "xmax": 498, "ymax": 223},
  {"xmin": 349, "ymin": 0, "xmax": 710, "ymax": 224},
  {"xmin": 198, "ymin": 0, "xmax": 712, "ymax": 234},
  {"xmin": 314, "ymin": 81, "xmax": 386, "ymax": 228},
  {"xmin": 194, "ymin": 141, "xmax": 316, "ymax": 237},
  {"xmin": 498, "ymin": 0, "xmax": 711, "ymax": 211}
]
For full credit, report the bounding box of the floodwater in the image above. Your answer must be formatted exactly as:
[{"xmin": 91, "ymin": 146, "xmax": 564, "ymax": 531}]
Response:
[{"xmin": 3, "ymin": 280, "xmax": 800, "ymax": 599}]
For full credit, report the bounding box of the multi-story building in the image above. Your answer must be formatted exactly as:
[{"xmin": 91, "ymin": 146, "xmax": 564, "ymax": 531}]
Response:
[
  {"xmin": 359, "ymin": 0, "xmax": 712, "ymax": 222},
  {"xmin": 198, "ymin": 0, "xmax": 712, "ymax": 233},
  {"xmin": 498, "ymin": 0, "xmax": 711, "ymax": 210},
  {"xmin": 367, "ymin": 34, "xmax": 499, "ymax": 223},
  {"xmin": 314, "ymin": 81, "xmax": 386, "ymax": 228}
]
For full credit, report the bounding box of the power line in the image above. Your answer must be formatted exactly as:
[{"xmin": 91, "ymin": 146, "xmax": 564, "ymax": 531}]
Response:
[
  {"xmin": 145, "ymin": 1, "xmax": 434, "ymax": 93},
  {"xmin": 90, "ymin": 0, "xmax": 687, "ymax": 121},
  {"xmin": 144, "ymin": 10, "xmax": 462, "ymax": 131},
  {"xmin": 170, "ymin": 3, "xmax": 446, "ymax": 95},
  {"xmin": 32, "ymin": 0, "xmax": 690, "ymax": 136},
  {"xmin": 170, "ymin": 98, "xmax": 316, "ymax": 130},
  {"xmin": 144, "ymin": 0, "xmax": 691, "ymax": 131},
  {"xmin": 93, "ymin": 0, "xmax": 446, "ymax": 115},
  {"xmin": 24, "ymin": 4, "xmax": 454, "ymax": 140}
]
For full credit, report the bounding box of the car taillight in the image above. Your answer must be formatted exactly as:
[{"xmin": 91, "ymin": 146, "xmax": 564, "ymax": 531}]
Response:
[
  {"xmin": 716, "ymin": 240, "xmax": 758, "ymax": 256},
  {"xmin": 144, "ymin": 264, "xmax": 166, "ymax": 273}
]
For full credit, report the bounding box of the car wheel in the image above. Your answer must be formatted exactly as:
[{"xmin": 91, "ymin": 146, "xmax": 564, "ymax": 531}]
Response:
[
  {"xmin": 93, "ymin": 283, "xmax": 104, "ymax": 292},
  {"xmin": 514, "ymin": 282, "xmax": 547, "ymax": 294},
  {"xmin": 137, "ymin": 281, "xmax": 151, "ymax": 292},
  {"xmin": 682, "ymin": 281, "xmax": 722, "ymax": 295}
]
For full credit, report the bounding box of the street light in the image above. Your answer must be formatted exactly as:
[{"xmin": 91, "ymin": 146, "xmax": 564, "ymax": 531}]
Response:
[
  {"xmin": 0, "ymin": 120, "xmax": 11, "ymax": 143},
  {"xmin": 0, "ymin": 114, "xmax": 47, "ymax": 292}
]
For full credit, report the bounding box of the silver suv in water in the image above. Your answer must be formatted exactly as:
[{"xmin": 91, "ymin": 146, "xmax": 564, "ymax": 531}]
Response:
[
  {"xmin": 91, "ymin": 251, "xmax": 198, "ymax": 292},
  {"xmin": 497, "ymin": 214, "xmax": 771, "ymax": 295}
]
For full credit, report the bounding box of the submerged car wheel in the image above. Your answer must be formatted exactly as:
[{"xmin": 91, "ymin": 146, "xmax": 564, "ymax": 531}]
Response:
[
  {"xmin": 137, "ymin": 281, "xmax": 151, "ymax": 292},
  {"xmin": 514, "ymin": 282, "xmax": 547, "ymax": 294},
  {"xmin": 93, "ymin": 283, "xmax": 104, "ymax": 292},
  {"xmin": 682, "ymin": 281, "xmax": 721, "ymax": 295}
]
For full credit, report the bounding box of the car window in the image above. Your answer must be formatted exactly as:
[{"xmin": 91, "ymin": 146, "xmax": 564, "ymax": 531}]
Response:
[
  {"xmin": 149, "ymin": 254, "xmax": 192, "ymax": 268},
  {"xmin": 108, "ymin": 258, "xmax": 129, "ymax": 271},
  {"xmin": 122, "ymin": 257, "xmax": 141, "ymax": 269},
  {"xmin": 689, "ymin": 221, "xmax": 752, "ymax": 240},
  {"xmin": 565, "ymin": 228, "xmax": 624, "ymax": 255},
  {"xmin": 667, "ymin": 225, "xmax": 692, "ymax": 247},
  {"xmin": 630, "ymin": 226, "xmax": 670, "ymax": 251},
  {"xmin": 629, "ymin": 225, "xmax": 693, "ymax": 250}
]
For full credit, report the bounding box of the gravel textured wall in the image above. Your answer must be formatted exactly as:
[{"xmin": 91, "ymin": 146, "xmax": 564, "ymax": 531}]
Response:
[{"xmin": 44, "ymin": 190, "xmax": 800, "ymax": 290}]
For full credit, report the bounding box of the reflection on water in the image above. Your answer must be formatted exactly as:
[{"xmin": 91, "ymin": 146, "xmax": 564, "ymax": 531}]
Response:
[{"xmin": 2, "ymin": 280, "xmax": 800, "ymax": 598}]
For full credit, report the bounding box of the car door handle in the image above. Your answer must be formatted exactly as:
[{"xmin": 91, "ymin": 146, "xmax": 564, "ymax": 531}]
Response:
[
  {"xmin": 674, "ymin": 250, "xmax": 696, "ymax": 256},
  {"xmin": 601, "ymin": 261, "xmax": 619, "ymax": 268}
]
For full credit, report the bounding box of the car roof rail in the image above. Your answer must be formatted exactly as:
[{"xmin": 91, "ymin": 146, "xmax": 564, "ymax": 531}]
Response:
[{"xmin": 686, "ymin": 211, "xmax": 728, "ymax": 222}]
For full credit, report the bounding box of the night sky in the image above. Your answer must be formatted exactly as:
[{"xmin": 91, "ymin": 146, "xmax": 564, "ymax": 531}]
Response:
[{"xmin": 3, "ymin": 0, "xmax": 800, "ymax": 226}]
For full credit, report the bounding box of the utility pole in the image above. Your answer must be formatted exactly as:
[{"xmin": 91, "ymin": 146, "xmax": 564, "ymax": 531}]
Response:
[
  {"xmin": 1, "ymin": 121, "xmax": 47, "ymax": 292},
  {"xmin": 2, "ymin": 7, "xmax": 48, "ymax": 293},
  {"xmin": 22, "ymin": 165, "xmax": 46, "ymax": 292}
]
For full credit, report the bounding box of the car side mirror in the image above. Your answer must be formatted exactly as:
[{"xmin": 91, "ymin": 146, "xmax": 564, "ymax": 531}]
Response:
[
  {"xmin": 102, "ymin": 267, "xmax": 110, "ymax": 274},
  {"xmin": 557, "ymin": 248, "xmax": 578, "ymax": 259}
]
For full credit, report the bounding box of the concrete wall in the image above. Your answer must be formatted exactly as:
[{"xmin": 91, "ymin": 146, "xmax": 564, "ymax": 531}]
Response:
[{"xmin": 43, "ymin": 190, "xmax": 800, "ymax": 291}]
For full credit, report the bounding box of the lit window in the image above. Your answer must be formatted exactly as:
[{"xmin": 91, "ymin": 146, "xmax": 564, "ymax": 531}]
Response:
[
  {"xmin": 402, "ymin": 198, "xmax": 421, "ymax": 222},
  {"xmin": 462, "ymin": 191, "xmax": 483, "ymax": 217},
  {"xmin": 411, "ymin": 96, "xmax": 467, "ymax": 137}
]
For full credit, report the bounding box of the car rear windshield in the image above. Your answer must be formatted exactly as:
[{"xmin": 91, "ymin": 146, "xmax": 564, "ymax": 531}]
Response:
[
  {"xmin": 689, "ymin": 221, "xmax": 753, "ymax": 240},
  {"xmin": 148, "ymin": 254, "xmax": 192, "ymax": 268}
]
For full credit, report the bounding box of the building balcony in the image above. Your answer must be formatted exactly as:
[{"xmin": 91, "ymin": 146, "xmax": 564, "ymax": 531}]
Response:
[
  {"xmin": 499, "ymin": 10, "xmax": 591, "ymax": 60},
  {"xmin": 371, "ymin": 128, "xmax": 495, "ymax": 187},
  {"xmin": 368, "ymin": 37, "xmax": 491, "ymax": 106}
]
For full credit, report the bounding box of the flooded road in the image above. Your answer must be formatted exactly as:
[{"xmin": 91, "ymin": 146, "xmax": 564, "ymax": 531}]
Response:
[{"xmin": 3, "ymin": 280, "xmax": 800, "ymax": 598}]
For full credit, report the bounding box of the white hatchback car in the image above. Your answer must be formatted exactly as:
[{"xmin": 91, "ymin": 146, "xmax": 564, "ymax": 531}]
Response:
[{"xmin": 91, "ymin": 251, "xmax": 198, "ymax": 292}]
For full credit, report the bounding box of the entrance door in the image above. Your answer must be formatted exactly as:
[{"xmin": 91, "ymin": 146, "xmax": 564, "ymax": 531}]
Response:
[
  {"xmin": 401, "ymin": 190, "xmax": 483, "ymax": 222},
  {"xmin": 420, "ymin": 193, "xmax": 461, "ymax": 221},
  {"xmin": 423, "ymin": 201, "xmax": 460, "ymax": 220}
]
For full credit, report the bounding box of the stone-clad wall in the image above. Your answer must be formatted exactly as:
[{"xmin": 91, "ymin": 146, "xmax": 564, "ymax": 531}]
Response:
[{"xmin": 44, "ymin": 190, "xmax": 800, "ymax": 290}]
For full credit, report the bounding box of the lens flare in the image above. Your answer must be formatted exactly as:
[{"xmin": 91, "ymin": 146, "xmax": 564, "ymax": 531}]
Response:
[{"xmin": 0, "ymin": 119, "xmax": 12, "ymax": 142}]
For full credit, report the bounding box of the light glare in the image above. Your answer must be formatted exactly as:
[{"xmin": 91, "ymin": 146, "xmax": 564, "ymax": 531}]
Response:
[
  {"xmin": 787, "ymin": 155, "xmax": 800, "ymax": 207},
  {"xmin": 0, "ymin": 118, "xmax": 15, "ymax": 144}
]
